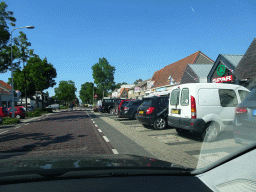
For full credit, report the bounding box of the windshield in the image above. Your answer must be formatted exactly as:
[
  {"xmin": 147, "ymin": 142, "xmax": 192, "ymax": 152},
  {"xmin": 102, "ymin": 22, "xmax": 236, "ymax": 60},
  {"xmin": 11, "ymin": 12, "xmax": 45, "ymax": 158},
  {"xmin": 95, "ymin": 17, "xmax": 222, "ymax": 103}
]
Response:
[{"xmin": 0, "ymin": 0, "xmax": 256, "ymax": 178}]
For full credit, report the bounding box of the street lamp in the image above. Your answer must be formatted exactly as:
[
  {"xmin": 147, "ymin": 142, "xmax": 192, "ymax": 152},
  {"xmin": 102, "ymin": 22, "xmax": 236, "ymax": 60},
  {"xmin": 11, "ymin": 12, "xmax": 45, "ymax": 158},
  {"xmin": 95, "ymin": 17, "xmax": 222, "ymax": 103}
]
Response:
[{"xmin": 11, "ymin": 26, "xmax": 34, "ymax": 118}]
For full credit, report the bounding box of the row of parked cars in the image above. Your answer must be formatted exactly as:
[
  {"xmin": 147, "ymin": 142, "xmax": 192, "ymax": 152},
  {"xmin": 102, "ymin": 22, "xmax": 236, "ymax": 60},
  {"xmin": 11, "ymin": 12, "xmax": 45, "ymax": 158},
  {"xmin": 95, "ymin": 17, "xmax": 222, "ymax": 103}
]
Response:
[{"xmin": 99, "ymin": 83, "xmax": 255, "ymax": 144}]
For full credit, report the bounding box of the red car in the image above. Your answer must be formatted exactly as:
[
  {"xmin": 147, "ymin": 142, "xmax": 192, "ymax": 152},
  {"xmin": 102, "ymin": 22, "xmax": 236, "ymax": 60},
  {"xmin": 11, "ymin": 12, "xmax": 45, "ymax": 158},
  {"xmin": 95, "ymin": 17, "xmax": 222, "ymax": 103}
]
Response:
[
  {"xmin": 8, "ymin": 106, "xmax": 27, "ymax": 119},
  {"xmin": 0, "ymin": 107, "xmax": 9, "ymax": 118}
]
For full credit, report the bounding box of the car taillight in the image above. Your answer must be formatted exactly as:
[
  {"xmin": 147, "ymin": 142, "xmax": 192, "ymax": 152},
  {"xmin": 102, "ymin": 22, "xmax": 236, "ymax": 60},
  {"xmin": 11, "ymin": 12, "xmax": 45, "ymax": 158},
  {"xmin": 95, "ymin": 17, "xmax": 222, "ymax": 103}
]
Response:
[
  {"xmin": 124, "ymin": 107, "xmax": 129, "ymax": 110},
  {"xmin": 235, "ymin": 107, "xmax": 248, "ymax": 114},
  {"xmin": 146, "ymin": 107, "xmax": 155, "ymax": 115},
  {"xmin": 191, "ymin": 96, "xmax": 196, "ymax": 119}
]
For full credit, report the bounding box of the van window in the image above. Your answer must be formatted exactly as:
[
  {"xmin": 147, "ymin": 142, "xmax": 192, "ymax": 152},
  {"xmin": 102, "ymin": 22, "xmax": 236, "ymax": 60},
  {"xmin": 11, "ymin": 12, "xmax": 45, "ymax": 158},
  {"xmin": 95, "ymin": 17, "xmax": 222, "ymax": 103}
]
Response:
[
  {"xmin": 181, "ymin": 88, "xmax": 189, "ymax": 106},
  {"xmin": 219, "ymin": 89, "xmax": 238, "ymax": 107},
  {"xmin": 170, "ymin": 89, "xmax": 180, "ymax": 105},
  {"xmin": 238, "ymin": 90, "xmax": 250, "ymax": 102}
]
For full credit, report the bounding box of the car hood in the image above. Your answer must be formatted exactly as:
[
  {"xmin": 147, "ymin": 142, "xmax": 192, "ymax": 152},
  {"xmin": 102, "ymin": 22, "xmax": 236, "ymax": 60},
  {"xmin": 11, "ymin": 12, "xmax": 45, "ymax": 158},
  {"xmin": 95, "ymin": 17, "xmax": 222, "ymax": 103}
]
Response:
[{"xmin": 0, "ymin": 154, "xmax": 189, "ymax": 174}]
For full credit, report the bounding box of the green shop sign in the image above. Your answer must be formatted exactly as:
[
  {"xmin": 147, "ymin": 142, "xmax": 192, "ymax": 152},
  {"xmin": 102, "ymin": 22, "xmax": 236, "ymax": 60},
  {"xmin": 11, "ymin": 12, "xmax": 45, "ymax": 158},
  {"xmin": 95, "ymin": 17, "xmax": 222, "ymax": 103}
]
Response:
[{"xmin": 216, "ymin": 64, "xmax": 226, "ymax": 76}]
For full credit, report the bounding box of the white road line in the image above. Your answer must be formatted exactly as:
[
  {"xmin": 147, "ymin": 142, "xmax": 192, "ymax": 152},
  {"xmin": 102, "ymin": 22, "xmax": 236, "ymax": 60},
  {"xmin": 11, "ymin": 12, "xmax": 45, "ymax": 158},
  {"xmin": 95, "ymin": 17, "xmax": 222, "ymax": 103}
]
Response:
[
  {"xmin": 95, "ymin": 124, "xmax": 98, "ymax": 127},
  {"xmin": 0, "ymin": 130, "xmax": 8, "ymax": 135},
  {"xmin": 112, "ymin": 149, "xmax": 119, "ymax": 154},
  {"xmin": 92, "ymin": 121, "xmax": 95, "ymax": 124},
  {"xmin": 25, "ymin": 123, "xmax": 29, "ymax": 125},
  {"xmin": 98, "ymin": 129, "xmax": 102, "ymax": 132},
  {"xmin": 103, "ymin": 136, "xmax": 110, "ymax": 142}
]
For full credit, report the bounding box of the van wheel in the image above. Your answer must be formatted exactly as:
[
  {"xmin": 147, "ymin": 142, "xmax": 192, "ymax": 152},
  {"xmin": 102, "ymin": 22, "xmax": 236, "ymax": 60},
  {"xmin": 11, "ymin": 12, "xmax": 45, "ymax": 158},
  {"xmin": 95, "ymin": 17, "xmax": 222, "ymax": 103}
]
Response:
[
  {"xmin": 15, "ymin": 115, "xmax": 21, "ymax": 119},
  {"xmin": 153, "ymin": 117, "xmax": 167, "ymax": 130},
  {"xmin": 201, "ymin": 122, "xmax": 219, "ymax": 142}
]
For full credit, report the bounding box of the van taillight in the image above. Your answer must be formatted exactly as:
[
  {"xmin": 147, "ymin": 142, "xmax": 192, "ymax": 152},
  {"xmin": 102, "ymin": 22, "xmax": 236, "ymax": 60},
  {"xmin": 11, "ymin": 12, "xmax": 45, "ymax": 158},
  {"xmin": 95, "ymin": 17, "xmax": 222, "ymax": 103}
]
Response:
[
  {"xmin": 235, "ymin": 107, "xmax": 248, "ymax": 114},
  {"xmin": 146, "ymin": 107, "xmax": 155, "ymax": 115},
  {"xmin": 191, "ymin": 96, "xmax": 196, "ymax": 119}
]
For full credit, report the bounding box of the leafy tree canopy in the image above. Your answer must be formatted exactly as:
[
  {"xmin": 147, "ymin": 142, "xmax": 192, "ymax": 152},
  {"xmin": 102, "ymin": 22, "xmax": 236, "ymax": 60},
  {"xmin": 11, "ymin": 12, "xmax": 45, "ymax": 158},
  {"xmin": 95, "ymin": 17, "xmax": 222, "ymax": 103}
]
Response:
[
  {"xmin": 54, "ymin": 80, "xmax": 77, "ymax": 104},
  {"xmin": 91, "ymin": 57, "xmax": 115, "ymax": 97}
]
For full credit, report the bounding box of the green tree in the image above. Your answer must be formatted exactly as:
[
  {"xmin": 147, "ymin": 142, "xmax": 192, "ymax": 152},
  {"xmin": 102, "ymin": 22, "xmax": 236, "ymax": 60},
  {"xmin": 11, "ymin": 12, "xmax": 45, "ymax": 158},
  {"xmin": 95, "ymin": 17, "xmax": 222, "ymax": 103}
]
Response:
[
  {"xmin": 54, "ymin": 80, "xmax": 77, "ymax": 105},
  {"xmin": 25, "ymin": 56, "xmax": 57, "ymax": 108},
  {"xmin": 7, "ymin": 68, "xmax": 36, "ymax": 98},
  {"xmin": 79, "ymin": 82, "xmax": 94, "ymax": 104},
  {"xmin": 134, "ymin": 79, "xmax": 143, "ymax": 85},
  {"xmin": 13, "ymin": 31, "xmax": 35, "ymax": 106},
  {"xmin": 0, "ymin": 1, "xmax": 16, "ymax": 73},
  {"xmin": 115, "ymin": 82, "xmax": 127, "ymax": 90},
  {"xmin": 91, "ymin": 57, "xmax": 115, "ymax": 98}
]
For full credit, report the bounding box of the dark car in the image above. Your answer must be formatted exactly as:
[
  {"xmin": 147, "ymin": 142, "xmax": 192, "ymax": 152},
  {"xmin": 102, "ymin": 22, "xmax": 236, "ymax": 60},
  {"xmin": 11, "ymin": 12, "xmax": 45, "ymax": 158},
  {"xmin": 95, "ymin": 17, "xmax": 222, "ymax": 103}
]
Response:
[
  {"xmin": 136, "ymin": 96, "xmax": 169, "ymax": 130},
  {"xmin": 118, "ymin": 101, "xmax": 133, "ymax": 118},
  {"xmin": 118, "ymin": 99, "xmax": 134, "ymax": 114},
  {"xmin": 118, "ymin": 100, "xmax": 143, "ymax": 119},
  {"xmin": 102, "ymin": 98, "xmax": 118, "ymax": 113},
  {"xmin": 233, "ymin": 88, "xmax": 255, "ymax": 145}
]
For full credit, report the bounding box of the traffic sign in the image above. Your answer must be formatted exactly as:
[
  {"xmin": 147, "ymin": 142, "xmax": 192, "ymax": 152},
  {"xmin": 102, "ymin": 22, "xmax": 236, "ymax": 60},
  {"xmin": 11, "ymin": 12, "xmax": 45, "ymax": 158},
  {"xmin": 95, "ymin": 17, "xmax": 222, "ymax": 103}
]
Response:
[{"xmin": 94, "ymin": 94, "xmax": 98, "ymax": 98}]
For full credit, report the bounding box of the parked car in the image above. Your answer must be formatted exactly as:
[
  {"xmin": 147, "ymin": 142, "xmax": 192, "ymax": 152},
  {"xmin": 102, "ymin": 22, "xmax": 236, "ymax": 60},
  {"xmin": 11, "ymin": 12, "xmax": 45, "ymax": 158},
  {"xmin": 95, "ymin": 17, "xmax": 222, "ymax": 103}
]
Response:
[
  {"xmin": 101, "ymin": 98, "xmax": 117, "ymax": 113},
  {"xmin": 7, "ymin": 106, "xmax": 27, "ymax": 119},
  {"xmin": 137, "ymin": 96, "xmax": 169, "ymax": 130},
  {"xmin": 118, "ymin": 100, "xmax": 143, "ymax": 119},
  {"xmin": 233, "ymin": 88, "xmax": 255, "ymax": 144},
  {"xmin": 118, "ymin": 101, "xmax": 133, "ymax": 118},
  {"xmin": 168, "ymin": 83, "xmax": 250, "ymax": 142},
  {"xmin": 46, "ymin": 104, "xmax": 60, "ymax": 110},
  {"xmin": 0, "ymin": 107, "xmax": 9, "ymax": 118},
  {"xmin": 117, "ymin": 99, "xmax": 134, "ymax": 114}
]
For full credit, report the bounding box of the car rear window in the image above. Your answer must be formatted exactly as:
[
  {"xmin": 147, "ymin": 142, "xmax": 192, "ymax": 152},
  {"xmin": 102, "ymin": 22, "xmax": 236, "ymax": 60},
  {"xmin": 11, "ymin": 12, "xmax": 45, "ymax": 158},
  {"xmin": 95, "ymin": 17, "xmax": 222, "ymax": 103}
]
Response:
[
  {"xmin": 133, "ymin": 101, "xmax": 142, "ymax": 105},
  {"xmin": 219, "ymin": 89, "xmax": 238, "ymax": 107},
  {"xmin": 170, "ymin": 89, "xmax": 180, "ymax": 105},
  {"xmin": 141, "ymin": 99, "xmax": 152, "ymax": 106},
  {"xmin": 238, "ymin": 90, "xmax": 250, "ymax": 102}
]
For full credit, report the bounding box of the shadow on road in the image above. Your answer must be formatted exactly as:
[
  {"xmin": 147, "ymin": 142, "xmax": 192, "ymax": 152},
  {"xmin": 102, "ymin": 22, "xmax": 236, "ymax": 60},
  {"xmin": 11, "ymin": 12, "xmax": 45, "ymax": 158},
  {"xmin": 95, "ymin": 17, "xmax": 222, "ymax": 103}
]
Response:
[{"xmin": 0, "ymin": 131, "xmax": 88, "ymax": 159}]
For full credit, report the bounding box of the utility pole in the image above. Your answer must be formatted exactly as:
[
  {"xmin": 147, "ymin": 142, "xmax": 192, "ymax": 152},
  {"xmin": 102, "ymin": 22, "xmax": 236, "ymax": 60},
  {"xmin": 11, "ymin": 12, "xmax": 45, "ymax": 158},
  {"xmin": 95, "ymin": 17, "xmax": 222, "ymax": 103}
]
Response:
[{"xmin": 93, "ymin": 83, "xmax": 94, "ymax": 105}]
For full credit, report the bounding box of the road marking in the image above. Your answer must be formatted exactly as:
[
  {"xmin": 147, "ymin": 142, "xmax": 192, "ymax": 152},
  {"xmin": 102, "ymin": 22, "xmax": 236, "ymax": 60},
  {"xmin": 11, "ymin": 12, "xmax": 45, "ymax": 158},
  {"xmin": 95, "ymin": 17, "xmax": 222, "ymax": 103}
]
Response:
[
  {"xmin": 95, "ymin": 124, "xmax": 98, "ymax": 127},
  {"xmin": 25, "ymin": 123, "xmax": 29, "ymax": 125},
  {"xmin": 0, "ymin": 131, "xmax": 8, "ymax": 135},
  {"xmin": 92, "ymin": 121, "xmax": 95, "ymax": 124},
  {"xmin": 98, "ymin": 129, "xmax": 102, "ymax": 132},
  {"xmin": 103, "ymin": 136, "xmax": 110, "ymax": 142},
  {"xmin": 112, "ymin": 149, "xmax": 119, "ymax": 154}
]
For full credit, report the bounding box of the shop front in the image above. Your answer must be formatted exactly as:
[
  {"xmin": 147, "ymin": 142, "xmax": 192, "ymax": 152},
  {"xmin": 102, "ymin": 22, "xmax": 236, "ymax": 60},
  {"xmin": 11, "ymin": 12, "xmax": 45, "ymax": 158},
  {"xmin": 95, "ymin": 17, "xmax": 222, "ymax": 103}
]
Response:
[{"xmin": 207, "ymin": 54, "xmax": 243, "ymax": 84}]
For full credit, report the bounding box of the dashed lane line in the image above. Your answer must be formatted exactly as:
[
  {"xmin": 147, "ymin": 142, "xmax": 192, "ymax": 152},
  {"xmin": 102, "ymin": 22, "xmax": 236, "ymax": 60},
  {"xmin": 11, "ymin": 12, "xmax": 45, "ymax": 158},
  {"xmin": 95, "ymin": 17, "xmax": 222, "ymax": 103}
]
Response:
[
  {"xmin": 98, "ymin": 129, "xmax": 102, "ymax": 132},
  {"xmin": 95, "ymin": 124, "xmax": 98, "ymax": 127},
  {"xmin": 112, "ymin": 149, "xmax": 119, "ymax": 154},
  {"xmin": 103, "ymin": 136, "xmax": 110, "ymax": 142}
]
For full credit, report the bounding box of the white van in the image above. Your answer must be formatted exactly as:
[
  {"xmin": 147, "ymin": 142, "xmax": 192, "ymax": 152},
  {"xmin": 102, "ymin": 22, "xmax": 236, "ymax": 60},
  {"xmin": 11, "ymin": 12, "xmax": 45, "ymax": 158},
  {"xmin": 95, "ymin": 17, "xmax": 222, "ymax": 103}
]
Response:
[{"xmin": 168, "ymin": 83, "xmax": 250, "ymax": 142}]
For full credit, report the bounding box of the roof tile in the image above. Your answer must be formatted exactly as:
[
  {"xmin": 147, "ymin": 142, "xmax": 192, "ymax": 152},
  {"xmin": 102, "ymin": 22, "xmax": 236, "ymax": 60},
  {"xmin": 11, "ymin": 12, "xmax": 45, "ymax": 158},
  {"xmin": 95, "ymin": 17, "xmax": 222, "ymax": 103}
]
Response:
[{"xmin": 154, "ymin": 51, "xmax": 213, "ymax": 88}]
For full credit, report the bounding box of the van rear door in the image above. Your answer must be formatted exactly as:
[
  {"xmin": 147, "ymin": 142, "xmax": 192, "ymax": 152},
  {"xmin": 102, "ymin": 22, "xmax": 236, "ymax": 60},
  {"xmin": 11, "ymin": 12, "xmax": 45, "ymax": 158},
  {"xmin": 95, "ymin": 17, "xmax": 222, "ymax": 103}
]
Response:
[
  {"xmin": 179, "ymin": 88, "xmax": 191, "ymax": 128},
  {"xmin": 169, "ymin": 88, "xmax": 181, "ymax": 126}
]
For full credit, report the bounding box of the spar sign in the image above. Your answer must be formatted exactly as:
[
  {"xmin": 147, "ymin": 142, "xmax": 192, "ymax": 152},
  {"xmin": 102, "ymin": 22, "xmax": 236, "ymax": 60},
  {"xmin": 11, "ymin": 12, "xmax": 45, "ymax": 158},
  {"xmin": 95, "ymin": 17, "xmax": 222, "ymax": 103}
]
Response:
[{"xmin": 212, "ymin": 75, "xmax": 233, "ymax": 83}]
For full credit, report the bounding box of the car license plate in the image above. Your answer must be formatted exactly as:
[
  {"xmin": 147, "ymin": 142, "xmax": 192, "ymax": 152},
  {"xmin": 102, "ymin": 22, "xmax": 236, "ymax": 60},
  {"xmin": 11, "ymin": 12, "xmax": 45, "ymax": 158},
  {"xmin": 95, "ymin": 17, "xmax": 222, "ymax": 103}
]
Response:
[
  {"xmin": 139, "ymin": 111, "xmax": 144, "ymax": 114},
  {"xmin": 172, "ymin": 109, "xmax": 178, "ymax": 114},
  {"xmin": 253, "ymin": 110, "xmax": 256, "ymax": 116}
]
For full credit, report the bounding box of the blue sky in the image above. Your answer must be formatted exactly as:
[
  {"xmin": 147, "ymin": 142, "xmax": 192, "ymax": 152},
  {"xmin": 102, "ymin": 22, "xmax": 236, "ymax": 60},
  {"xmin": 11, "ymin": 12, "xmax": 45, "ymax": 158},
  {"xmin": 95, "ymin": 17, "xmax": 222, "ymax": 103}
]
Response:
[{"xmin": 1, "ymin": 0, "xmax": 256, "ymax": 99}]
